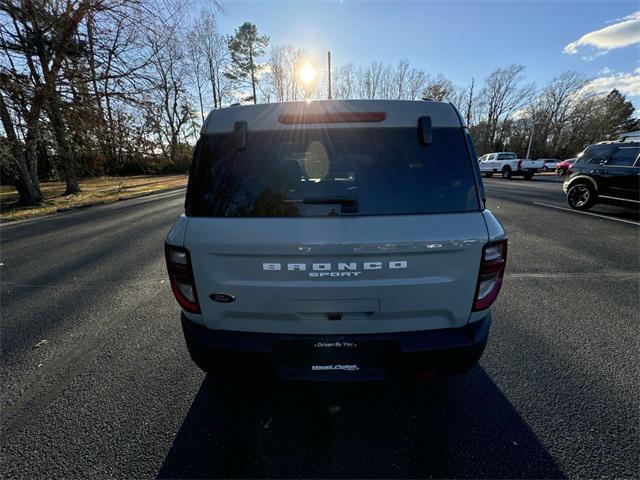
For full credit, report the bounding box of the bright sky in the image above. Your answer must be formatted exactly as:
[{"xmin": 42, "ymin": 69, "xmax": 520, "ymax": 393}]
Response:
[{"xmin": 215, "ymin": 0, "xmax": 640, "ymax": 106}]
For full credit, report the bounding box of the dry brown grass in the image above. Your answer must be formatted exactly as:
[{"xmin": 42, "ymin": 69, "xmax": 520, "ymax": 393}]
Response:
[{"xmin": 1, "ymin": 175, "xmax": 187, "ymax": 222}]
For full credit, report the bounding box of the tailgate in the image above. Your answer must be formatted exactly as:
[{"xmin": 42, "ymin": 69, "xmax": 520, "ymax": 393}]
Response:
[
  {"xmin": 521, "ymin": 160, "xmax": 543, "ymax": 169},
  {"xmin": 185, "ymin": 213, "xmax": 489, "ymax": 334}
]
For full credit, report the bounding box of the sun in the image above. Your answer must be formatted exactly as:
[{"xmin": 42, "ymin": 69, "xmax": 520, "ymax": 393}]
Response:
[{"xmin": 299, "ymin": 63, "xmax": 317, "ymax": 85}]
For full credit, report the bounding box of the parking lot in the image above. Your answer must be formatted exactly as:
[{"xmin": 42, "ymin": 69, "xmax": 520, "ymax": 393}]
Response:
[{"xmin": 1, "ymin": 175, "xmax": 638, "ymax": 478}]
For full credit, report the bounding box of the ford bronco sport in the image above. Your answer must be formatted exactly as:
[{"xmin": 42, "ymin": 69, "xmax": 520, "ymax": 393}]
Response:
[{"xmin": 165, "ymin": 100, "xmax": 507, "ymax": 381}]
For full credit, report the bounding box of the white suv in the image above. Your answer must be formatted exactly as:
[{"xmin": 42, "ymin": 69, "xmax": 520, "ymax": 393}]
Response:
[{"xmin": 165, "ymin": 100, "xmax": 507, "ymax": 381}]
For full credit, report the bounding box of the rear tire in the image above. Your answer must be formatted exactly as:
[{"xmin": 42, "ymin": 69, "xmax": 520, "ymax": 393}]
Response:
[
  {"xmin": 501, "ymin": 167, "xmax": 512, "ymax": 179},
  {"xmin": 567, "ymin": 182, "xmax": 595, "ymax": 210},
  {"xmin": 523, "ymin": 172, "xmax": 534, "ymax": 180}
]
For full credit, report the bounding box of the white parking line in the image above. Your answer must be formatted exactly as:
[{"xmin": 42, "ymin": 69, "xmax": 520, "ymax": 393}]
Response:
[{"xmin": 532, "ymin": 202, "xmax": 640, "ymax": 226}]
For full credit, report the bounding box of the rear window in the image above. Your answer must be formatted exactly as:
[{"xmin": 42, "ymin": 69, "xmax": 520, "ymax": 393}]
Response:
[
  {"xmin": 186, "ymin": 127, "xmax": 479, "ymax": 217},
  {"xmin": 497, "ymin": 153, "xmax": 516, "ymax": 160}
]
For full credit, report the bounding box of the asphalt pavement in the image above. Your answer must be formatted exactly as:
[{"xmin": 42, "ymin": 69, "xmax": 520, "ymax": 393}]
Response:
[{"xmin": 1, "ymin": 176, "xmax": 638, "ymax": 479}]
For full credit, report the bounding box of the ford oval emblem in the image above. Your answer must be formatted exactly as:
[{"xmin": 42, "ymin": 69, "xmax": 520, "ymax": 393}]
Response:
[{"xmin": 210, "ymin": 293, "xmax": 236, "ymax": 303}]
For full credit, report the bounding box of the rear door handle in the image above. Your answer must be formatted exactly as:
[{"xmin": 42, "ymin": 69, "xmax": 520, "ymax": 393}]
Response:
[{"xmin": 595, "ymin": 169, "xmax": 608, "ymax": 174}]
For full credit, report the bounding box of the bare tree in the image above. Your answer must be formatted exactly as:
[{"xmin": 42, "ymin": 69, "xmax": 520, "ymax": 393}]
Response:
[
  {"xmin": 392, "ymin": 60, "xmax": 410, "ymax": 99},
  {"xmin": 145, "ymin": 26, "xmax": 193, "ymax": 164},
  {"xmin": 465, "ymin": 78, "xmax": 475, "ymax": 126},
  {"xmin": 268, "ymin": 45, "xmax": 287, "ymax": 102},
  {"xmin": 333, "ymin": 62, "xmax": 357, "ymax": 99},
  {"xmin": 423, "ymin": 74, "xmax": 455, "ymax": 101},
  {"xmin": 359, "ymin": 61, "xmax": 387, "ymax": 99},
  {"xmin": 185, "ymin": 29, "xmax": 208, "ymax": 124},
  {"xmin": 266, "ymin": 45, "xmax": 308, "ymax": 102},
  {"xmin": 405, "ymin": 67, "xmax": 428, "ymax": 100},
  {"xmin": 533, "ymin": 71, "xmax": 589, "ymax": 155},
  {"xmin": 477, "ymin": 64, "xmax": 535, "ymax": 151},
  {"xmin": 192, "ymin": 10, "xmax": 228, "ymax": 109},
  {"xmin": 0, "ymin": 0, "xmax": 95, "ymax": 198}
]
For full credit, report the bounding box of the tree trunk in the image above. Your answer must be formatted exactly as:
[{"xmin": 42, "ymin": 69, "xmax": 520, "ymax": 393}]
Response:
[
  {"xmin": 209, "ymin": 59, "xmax": 218, "ymax": 109},
  {"xmin": 465, "ymin": 79, "xmax": 474, "ymax": 126},
  {"xmin": 47, "ymin": 97, "xmax": 81, "ymax": 194},
  {"xmin": 86, "ymin": 13, "xmax": 111, "ymax": 168},
  {"xmin": 249, "ymin": 47, "xmax": 257, "ymax": 104},
  {"xmin": 0, "ymin": 90, "xmax": 43, "ymax": 205}
]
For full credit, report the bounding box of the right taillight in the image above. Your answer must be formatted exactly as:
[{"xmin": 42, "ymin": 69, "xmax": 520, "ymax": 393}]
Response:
[
  {"xmin": 473, "ymin": 240, "xmax": 507, "ymax": 311},
  {"xmin": 165, "ymin": 243, "xmax": 200, "ymax": 314}
]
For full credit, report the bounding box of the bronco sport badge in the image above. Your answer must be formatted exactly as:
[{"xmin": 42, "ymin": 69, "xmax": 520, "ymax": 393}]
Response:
[{"xmin": 262, "ymin": 261, "xmax": 408, "ymax": 278}]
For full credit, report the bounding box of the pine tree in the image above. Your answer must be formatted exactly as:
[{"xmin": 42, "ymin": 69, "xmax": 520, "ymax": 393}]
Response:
[{"xmin": 225, "ymin": 22, "xmax": 269, "ymax": 104}]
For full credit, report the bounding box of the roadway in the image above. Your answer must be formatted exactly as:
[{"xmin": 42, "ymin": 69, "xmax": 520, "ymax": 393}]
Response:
[{"xmin": 1, "ymin": 177, "xmax": 638, "ymax": 478}]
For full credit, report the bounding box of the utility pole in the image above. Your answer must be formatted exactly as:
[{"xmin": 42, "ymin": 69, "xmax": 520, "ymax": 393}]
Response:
[
  {"xmin": 327, "ymin": 51, "xmax": 332, "ymax": 100},
  {"xmin": 526, "ymin": 118, "xmax": 535, "ymax": 159}
]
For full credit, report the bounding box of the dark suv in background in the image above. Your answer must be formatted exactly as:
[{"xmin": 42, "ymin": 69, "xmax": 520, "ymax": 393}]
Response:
[{"xmin": 564, "ymin": 141, "xmax": 639, "ymax": 211}]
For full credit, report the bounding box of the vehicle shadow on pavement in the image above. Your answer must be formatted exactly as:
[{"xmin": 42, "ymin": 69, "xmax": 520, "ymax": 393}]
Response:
[{"xmin": 157, "ymin": 367, "xmax": 564, "ymax": 479}]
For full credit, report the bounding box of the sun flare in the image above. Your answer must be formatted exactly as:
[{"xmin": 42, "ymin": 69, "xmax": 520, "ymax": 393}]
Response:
[{"xmin": 299, "ymin": 63, "xmax": 317, "ymax": 84}]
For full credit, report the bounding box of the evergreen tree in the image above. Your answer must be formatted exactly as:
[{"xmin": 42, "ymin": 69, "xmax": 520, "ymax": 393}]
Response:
[{"xmin": 225, "ymin": 22, "xmax": 269, "ymax": 104}]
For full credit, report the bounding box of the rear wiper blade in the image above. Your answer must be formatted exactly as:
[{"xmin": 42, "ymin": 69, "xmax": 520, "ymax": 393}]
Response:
[{"xmin": 301, "ymin": 196, "xmax": 359, "ymax": 213}]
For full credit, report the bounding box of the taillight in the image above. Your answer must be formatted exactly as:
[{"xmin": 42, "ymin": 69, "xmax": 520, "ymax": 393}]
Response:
[
  {"xmin": 473, "ymin": 240, "xmax": 507, "ymax": 311},
  {"xmin": 165, "ymin": 243, "xmax": 200, "ymax": 313}
]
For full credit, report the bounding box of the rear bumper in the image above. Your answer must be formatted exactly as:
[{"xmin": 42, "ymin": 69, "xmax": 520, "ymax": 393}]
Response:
[{"xmin": 181, "ymin": 313, "xmax": 491, "ymax": 381}]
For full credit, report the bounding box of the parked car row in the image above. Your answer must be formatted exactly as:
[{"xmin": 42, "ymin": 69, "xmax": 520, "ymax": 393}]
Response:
[
  {"xmin": 478, "ymin": 138, "xmax": 638, "ymax": 210},
  {"xmin": 477, "ymin": 153, "xmax": 578, "ymax": 179},
  {"xmin": 478, "ymin": 152, "xmax": 543, "ymax": 179}
]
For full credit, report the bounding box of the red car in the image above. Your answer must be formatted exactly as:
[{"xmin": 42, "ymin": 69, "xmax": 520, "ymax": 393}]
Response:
[{"xmin": 556, "ymin": 158, "xmax": 576, "ymax": 176}]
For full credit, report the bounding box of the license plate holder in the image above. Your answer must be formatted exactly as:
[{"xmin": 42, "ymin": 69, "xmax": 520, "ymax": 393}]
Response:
[{"xmin": 274, "ymin": 339, "xmax": 397, "ymax": 372}]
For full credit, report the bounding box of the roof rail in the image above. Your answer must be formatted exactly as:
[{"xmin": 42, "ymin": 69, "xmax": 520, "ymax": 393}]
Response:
[{"xmin": 618, "ymin": 130, "xmax": 640, "ymax": 142}]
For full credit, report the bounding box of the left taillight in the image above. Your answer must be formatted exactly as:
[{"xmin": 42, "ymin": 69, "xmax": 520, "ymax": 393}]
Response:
[
  {"xmin": 165, "ymin": 243, "xmax": 200, "ymax": 313},
  {"xmin": 473, "ymin": 240, "xmax": 507, "ymax": 311}
]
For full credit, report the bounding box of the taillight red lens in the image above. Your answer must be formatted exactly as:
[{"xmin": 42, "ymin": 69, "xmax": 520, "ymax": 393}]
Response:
[
  {"xmin": 473, "ymin": 240, "xmax": 507, "ymax": 311},
  {"xmin": 165, "ymin": 243, "xmax": 200, "ymax": 313}
]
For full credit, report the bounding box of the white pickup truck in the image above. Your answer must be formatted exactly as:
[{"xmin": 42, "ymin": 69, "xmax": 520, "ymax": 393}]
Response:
[{"xmin": 478, "ymin": 152, "xmax": 544, "ymax": 179}]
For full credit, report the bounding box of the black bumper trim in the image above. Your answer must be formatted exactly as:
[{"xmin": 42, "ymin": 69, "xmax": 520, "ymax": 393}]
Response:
[{"xmin": 181, "ymin": 314, "xmax": 491, "ymax": 380}]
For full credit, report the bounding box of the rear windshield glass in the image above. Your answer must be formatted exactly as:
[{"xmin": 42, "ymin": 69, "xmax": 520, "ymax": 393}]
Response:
[{"xmin": 186, "ymin": 127, "xmax": 479, "ymax": 217}]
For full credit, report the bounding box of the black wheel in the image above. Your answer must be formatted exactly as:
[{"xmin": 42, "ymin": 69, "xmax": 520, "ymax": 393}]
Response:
[
  {"xmin": 542, "ymin": 166, "xmax": 549, "ymax": 172},
  {"xmin": 501, "ymin": 167, "xmax": 512, "ymax": 179},
  {"xmin": 523, "ymin": 172, "xmax": 534, "ymax": 180},
  {"xmin": 567, "ymin": 182, "xmax": 595, "ymax": 210}
]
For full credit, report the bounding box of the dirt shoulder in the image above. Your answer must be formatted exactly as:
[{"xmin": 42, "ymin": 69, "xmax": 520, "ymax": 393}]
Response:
[{"xmin": 1, "ymin": 175, "xmax": 187, "ymax": 222}]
